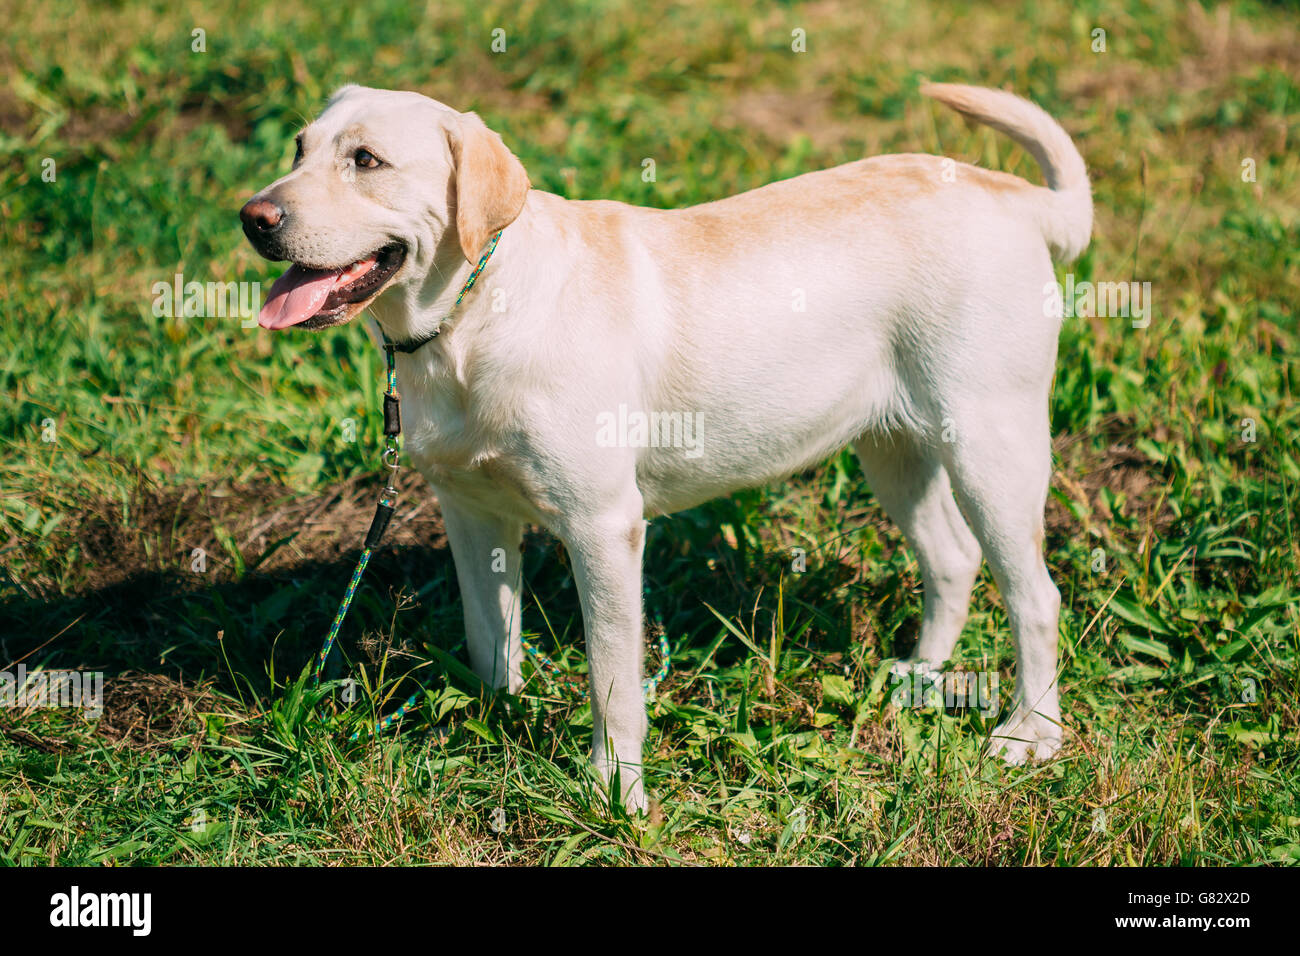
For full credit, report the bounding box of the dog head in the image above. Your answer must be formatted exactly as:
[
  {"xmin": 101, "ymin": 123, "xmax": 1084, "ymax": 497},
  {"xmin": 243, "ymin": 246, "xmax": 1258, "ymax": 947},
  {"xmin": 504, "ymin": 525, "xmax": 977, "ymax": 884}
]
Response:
[{"xmin": 241, "ymin": 85, "xmax": 529, "ymax": 331}]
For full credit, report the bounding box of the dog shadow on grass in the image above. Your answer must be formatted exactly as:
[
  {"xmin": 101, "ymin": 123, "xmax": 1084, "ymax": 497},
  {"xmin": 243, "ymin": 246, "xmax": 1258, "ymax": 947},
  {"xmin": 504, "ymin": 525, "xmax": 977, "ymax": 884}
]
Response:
[{"xmin": 0, "ymin": 471, "xmax": 912, "ymax": 744}]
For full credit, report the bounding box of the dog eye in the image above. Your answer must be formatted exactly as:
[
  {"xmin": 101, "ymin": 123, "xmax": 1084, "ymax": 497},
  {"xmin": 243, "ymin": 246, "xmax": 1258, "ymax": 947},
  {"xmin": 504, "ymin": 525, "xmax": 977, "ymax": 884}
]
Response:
[
  {"xmin": 354, "ymin": 148, "xmax": 382, "ymax": 169},
  {"xmin": 293, "ymin": 137, "xmax": 303, "ymax": 166}
]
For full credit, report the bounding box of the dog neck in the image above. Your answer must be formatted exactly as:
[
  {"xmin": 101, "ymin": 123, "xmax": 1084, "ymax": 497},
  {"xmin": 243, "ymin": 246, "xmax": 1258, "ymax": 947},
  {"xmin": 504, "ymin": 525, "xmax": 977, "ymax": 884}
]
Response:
[{"xmin": 369, "ymin": 226, "xmax": 509, "ymax": 350}]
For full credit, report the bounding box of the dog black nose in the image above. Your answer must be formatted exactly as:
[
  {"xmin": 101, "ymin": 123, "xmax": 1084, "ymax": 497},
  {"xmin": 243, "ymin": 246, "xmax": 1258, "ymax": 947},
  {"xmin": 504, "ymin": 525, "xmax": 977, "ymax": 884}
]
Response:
[{"xmin": 240, "ymin": 198, "xmax": 285, "ymax": 233}]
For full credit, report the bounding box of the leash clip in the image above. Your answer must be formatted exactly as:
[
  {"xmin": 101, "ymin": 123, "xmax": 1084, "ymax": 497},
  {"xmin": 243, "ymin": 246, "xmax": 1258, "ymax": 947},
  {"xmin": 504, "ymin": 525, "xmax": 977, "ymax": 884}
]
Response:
[{"xmin": 382, "ymin": 444, "xmax": 401, "ymax": 487}]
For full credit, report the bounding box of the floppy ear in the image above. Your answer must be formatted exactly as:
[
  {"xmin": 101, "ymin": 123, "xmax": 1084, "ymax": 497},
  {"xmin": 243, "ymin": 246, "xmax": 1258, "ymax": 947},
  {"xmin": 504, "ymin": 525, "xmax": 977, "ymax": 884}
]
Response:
[{"xmin": 448, "ymin": 112, "xmax": 530, "ymax": 264}]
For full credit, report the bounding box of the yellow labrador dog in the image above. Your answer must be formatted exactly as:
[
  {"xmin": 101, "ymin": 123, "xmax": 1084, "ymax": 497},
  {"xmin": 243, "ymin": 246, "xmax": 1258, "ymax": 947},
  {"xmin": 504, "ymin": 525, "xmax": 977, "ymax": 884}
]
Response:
[{"xmin": 241, "ymin": 83, "xmax": 1090, "ymax": 811}]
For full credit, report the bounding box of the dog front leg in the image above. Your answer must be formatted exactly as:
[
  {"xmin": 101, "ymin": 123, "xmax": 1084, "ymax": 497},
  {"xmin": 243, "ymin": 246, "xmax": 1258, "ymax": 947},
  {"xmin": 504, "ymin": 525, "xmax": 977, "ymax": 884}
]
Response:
[
  {"xmin": 561, "ymin": 508, "xmax": 649, "ymax": 813},
  {"xmin": 439, "ymin": 493, "xmax": 524, "ymax": 693}
]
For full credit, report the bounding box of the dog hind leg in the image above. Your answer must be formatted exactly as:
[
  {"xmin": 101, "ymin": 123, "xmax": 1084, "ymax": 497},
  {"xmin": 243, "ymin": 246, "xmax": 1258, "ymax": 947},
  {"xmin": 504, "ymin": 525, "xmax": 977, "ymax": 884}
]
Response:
[
  {"xmin": 938, "ymin": 406, "xmax": 1063, "ymax": 763},
  {"xmin": 558, "ymin": 501, "xmax": 650, "ymax": 813},
  {"xmin": 854, "ymin": 431, "xmax": 982, "ymax": 676}
]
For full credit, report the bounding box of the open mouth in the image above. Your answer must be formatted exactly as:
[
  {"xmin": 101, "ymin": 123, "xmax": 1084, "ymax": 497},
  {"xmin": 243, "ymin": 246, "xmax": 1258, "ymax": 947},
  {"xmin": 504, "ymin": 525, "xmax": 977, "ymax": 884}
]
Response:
[{"xmin": 258, "ymin": 243, "xmax": 406, "ymax": 331}]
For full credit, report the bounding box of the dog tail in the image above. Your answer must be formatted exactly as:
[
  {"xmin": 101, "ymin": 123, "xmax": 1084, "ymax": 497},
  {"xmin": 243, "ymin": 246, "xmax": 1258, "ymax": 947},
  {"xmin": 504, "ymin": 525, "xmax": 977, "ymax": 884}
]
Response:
[{"xmin": 921, "ymin": 83, "xmax": 1092, "ymax": 263}]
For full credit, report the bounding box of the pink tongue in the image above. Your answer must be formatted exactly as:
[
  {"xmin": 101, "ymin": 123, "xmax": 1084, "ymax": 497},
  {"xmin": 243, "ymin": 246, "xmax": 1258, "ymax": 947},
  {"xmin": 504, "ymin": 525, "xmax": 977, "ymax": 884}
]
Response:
[{"xmin": 259, "ymin": 259, "xmax": 377, "ymax": 330}]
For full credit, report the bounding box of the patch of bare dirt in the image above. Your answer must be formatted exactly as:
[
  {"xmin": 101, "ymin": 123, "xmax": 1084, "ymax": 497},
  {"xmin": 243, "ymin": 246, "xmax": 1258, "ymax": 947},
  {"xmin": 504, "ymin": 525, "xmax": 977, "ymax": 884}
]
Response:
[
  {"xmin": 1, "ymin": 86, "xmax": 251, "ymax": 153},
  {"xmin": 0, "ymin": 673, "xmax": 226, "ymax": 752},
  {"xmin": 71, "ymin": 469, "xmax": 446, "ymax": 593},
  {"xmin": 96, "ymin": 672, "xmax": 223, "ymax": 749},
  {"xmin": 725, "ymin": 88, "xmax": 840, "ymax": 142},
  {"xmin": 1048, "ymin": 416, "xmax": 1173, "ymax": 540},
  {"xmin": 0, "ymin": 84, "xmax": 27, "ymax": 138},
  {"xmin": 1061, "ymin": 3, "xmax": 1300, "ymax": 106}
]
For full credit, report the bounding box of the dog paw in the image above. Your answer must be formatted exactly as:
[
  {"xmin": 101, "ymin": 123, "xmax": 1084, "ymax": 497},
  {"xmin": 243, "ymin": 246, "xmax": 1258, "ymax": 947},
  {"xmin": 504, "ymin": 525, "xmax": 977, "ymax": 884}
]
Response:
[
  {"xmin": 592, "ymin": 754, "xmax": 648, "ymax": 815},
  {"xmin": 986, "ymin": 712, "xmax": 1062, "ymax": 765},
  {"xmin": 889, "ymin": 657, "xmax": 945, "ymax": 682}
]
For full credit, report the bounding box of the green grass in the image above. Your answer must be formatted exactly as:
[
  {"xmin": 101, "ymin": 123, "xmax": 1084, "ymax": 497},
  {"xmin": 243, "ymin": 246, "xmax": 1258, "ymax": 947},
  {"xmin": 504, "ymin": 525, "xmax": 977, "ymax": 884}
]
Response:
[{"xmin": 1, "ymin": 0, "xmax": 1298, "ymax": 865}]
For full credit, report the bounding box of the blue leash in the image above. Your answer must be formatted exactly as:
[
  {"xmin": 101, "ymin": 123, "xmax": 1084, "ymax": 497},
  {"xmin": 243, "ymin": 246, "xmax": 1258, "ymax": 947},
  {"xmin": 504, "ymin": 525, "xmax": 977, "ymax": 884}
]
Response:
[{"xmin": 312, "ymin": 340, "xmax": 420, "ymax": 741}]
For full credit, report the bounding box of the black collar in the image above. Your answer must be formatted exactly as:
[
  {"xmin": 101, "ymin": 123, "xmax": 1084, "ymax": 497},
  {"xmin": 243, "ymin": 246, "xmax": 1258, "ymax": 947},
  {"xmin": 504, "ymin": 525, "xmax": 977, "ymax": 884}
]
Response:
[
  {"xmin": 379, "ymin": 230, "xmax": 504, "ymax": 356},
  {"xmin": 385, "ymin": 327, "xmax": 441, "ymax": 354}
]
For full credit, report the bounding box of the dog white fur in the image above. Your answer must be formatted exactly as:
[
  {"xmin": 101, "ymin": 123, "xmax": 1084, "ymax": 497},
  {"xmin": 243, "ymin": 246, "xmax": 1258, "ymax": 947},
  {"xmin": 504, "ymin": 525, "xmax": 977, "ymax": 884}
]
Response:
[{"xmin": 243, "ymin": 83, "xmax": 1091, "ymax": 811}]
